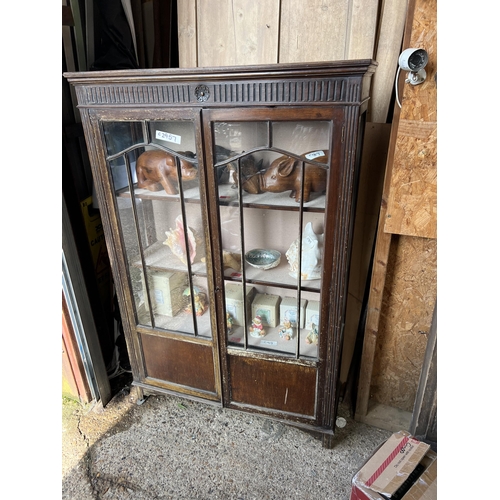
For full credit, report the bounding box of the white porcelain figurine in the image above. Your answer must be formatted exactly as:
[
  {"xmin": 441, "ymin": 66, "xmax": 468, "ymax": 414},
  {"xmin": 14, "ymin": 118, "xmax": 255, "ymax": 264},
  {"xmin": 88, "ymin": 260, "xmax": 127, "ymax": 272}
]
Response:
[
  {"xmin": 278, "ymin": 318, "xmax": 294, "ymax": 341},
  {"xmin": 285, "ymin": 222, "xmax": 323, "ymax": 280}
]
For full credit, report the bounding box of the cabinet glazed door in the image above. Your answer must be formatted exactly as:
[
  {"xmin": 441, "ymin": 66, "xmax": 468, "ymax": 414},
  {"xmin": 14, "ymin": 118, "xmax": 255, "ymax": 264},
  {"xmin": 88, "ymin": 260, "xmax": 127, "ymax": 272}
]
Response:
[
  {"xmin": 203, "ymin": 107, "xmax": 345, "ymax": 428},
  {"xmin": 88, "ymin": 108, "xmax": 221, "ymax": 402}
]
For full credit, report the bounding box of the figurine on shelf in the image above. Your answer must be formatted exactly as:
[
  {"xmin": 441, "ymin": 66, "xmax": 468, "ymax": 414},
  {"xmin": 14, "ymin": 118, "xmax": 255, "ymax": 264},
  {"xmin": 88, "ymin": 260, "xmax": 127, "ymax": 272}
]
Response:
[
  {"xmin": 228, "ymin": 155, "xmax": 263, "ymax": 190},
  {"xmin": 136, "ymin": 149, "xmax": 197, "ymax": 195},
  {"xmin": 222, "ymin": 250, "xmax": 242, "ymax": 272},
  {"xmin": 305, "ymin": 323, "xmax": 319, "ymax": 345},
  {"xmin": 214, "ymin": 145, "xmax": 263, "ymax": 190},
  {"xmin": 226, "ymin": 312, "xmax": 234, "ymax": 334},
  {"xmin": 249, "ymin": 315, "xmax": 266, "ymax": 338},
  {"xmin": 260, "ymin": 150, "xmax": 328, "ymax": 203},
  {"xmin": 164, "ymin": 214, "xmax": 204, "ymax": 265},
  {"xmin": 286, "ymin": 222, "xmax": 324, "ymax": 281},
  {"xmin": 278, "ymin": 319, "xmax": 294, "ymax": 341},
  {"xmin": 183, "ymin": 286, "xmax": 208, "ymax": 317}
]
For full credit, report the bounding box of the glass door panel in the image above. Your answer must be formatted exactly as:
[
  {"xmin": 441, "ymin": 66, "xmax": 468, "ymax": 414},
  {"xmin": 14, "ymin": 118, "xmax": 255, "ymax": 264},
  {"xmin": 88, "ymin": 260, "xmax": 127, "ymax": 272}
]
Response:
[
  {"xmin": 103, "ymin": 119, "xmax": 212, "ymax": 338},
  {"xmin": 214, "ymin": 119, "xmax": 331, "ymax": 360}
]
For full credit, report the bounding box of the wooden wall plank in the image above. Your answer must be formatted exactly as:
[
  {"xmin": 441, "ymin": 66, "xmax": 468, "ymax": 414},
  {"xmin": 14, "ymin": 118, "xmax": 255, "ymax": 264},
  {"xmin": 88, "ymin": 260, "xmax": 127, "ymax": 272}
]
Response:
[
  {"xmin": 370, "ymin": 0, "xmax": 408, "ymax": 123},
  {"xmin": 177, "ymin": 1, "xmax": 407, "ymax": 123},
  {"xmin": 384, "ymin": 0, "xmax": 437, "ymax": 237},
  {"xmin": 346, "ymin": 0, "xmax": 380, "ymax": 59},
  {"xmin": 279, "ymin": 0, "xmax": 350, "ymax": 62},
  {"xmin": 177, "ymin": 0, "xmax": 197, "ymax": 67},
  {"xmin": 354, "ymin": 186, "xmax": 394, "ymax": 417},
  {"xmin": 196, "ymin": 0, "xmax": 280, "ymax": 67}
]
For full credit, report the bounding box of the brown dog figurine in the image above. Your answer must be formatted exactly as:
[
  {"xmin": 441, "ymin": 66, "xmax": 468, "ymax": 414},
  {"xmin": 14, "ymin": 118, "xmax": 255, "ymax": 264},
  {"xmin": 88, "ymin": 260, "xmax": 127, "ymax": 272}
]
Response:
[
  {"xmin": 226, "ymin": 155, "xmax": 263, "ymax": 190},
  {"xmin": 261, "ymin": 150, "xmax": 328, "ymax": 203},
  {"xmin": 136, "ymin": 150, "xmax": 197, "ymax": 195}
]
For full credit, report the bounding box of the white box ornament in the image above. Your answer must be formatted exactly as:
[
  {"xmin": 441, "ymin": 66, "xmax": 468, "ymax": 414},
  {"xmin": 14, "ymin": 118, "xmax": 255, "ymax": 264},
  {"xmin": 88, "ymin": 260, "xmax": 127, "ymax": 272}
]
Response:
[
  {"xmin": 225, "ymin": 283, "xmax": 256, "ymax": 326},
  {"xmin": 251, "ymin": 293, "xmax": 281, "ymax": 327},
  {"xmin": 142, "ymin": 269, "xmax": 188, "ymax": 317},
  {"xmin": 280, "ymin": 297, "xmax": 307, "ymax": 328},
  {"xmin": 305, "ymin": 300, "xmax": 320, "ymax": 330}
]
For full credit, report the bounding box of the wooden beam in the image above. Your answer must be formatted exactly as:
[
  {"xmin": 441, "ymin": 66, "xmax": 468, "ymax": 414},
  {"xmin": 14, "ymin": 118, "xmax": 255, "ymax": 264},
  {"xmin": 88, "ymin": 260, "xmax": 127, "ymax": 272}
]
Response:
[
  {"xmin": 355, "ymin": 0, "xmax": 417, "ymax": 419},
  {"xmin": 178, "ymin": 0, "xmax": 198, "ymax": 67},
  {"xmin": 409, "ymin": 302, "xmax": 437, "ymax": 448},
  {"xmin": 345, "ymin": 0, "xmax": 379, "ymax": 59},
  {"xmin": 369, "ymin": 0, "xmax": 408, "ymax": 122}
]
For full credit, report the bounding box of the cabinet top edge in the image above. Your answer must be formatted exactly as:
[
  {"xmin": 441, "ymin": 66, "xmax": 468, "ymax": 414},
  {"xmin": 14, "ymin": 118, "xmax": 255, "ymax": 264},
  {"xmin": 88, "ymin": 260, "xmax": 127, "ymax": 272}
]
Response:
[{"xmin": 63, "ymin": 60, "xmax": 377, "ymax": 84}]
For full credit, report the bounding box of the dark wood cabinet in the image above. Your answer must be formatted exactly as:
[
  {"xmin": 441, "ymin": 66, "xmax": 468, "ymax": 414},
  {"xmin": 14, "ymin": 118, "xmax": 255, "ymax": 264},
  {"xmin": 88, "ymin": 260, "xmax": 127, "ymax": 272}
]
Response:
[{"xmin": 65, "ymin": 60, "xmax": 377, "ymax": 444}]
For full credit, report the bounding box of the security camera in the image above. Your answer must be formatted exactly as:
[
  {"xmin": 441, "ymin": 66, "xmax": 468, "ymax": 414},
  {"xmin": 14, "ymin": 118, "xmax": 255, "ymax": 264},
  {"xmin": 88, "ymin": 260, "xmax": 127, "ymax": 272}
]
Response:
[{"xmin": 398, "ymin": 48, "xmax": 428, "ymax": 85}]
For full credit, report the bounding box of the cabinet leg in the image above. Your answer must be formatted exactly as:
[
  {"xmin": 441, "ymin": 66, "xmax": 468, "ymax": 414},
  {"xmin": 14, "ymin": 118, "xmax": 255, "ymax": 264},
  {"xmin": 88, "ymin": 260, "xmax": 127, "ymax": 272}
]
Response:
[
  {"xmin": 132, "ymin": 386, "xmax": 147, "ymax": 406},
  {"xmin": 322, "ymin": 433, "xmax": 335, "ymax": 449}
]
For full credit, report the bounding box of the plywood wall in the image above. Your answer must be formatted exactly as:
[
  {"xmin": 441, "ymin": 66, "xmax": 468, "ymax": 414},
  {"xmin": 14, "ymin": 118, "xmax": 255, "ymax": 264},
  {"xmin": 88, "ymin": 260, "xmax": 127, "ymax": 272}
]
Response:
[
  {"xmin": 384, "ymin": 0, "xmax": 437, "ymax": 238},
  {"xmin": 371, "ymin": 235, "xmax": 437, "ymax": 411},
  {"xmin": 177, "ymin": 0, "xmax": 408, "ymax": 123},
  {"xmin": 355, "ymin": 0, "xmax": 437, "ymax": 427}
]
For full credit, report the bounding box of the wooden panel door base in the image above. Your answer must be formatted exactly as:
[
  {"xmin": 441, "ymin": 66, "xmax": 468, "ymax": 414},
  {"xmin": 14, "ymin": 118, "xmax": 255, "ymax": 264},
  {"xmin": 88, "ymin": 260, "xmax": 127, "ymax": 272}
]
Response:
[
  {"xmin": 141, "ymin": 334, "xmax": 217, "ymax": 395},
  {"xmin": 228, "ymin": 355, "xmax": 316, "ymax": 417}
]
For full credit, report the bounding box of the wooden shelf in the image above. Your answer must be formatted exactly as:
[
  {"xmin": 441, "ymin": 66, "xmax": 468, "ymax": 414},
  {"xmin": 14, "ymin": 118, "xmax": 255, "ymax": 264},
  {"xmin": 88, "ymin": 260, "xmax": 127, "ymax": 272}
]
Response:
[
  {"xmin": 135, "ymin": 240, "xmax": 208, "ymax": 277},
  {"xmin": 138, "ymin": 304, "xmax": 213, "ymax": 338},
  {"xmin": 117, "ymin": 184, "xmax": 199, "ymax": 203},
  {"xmin": 118, "ymin": 183, "xmax": 326, "ymax": 212},
  {"xmin": 217, "ymin": 184, "xmax": 326, "ymax": 212},
  {"xmin": 224, "ymin": 261, "xmax": 321, "ymax": 292},
  {"xmin": 136, "ymin": 241, "xmax": 321, "ymax": 293},
  {"xmin": 228, "ymin": 324, "xmax": 319, "ymax": 358}
]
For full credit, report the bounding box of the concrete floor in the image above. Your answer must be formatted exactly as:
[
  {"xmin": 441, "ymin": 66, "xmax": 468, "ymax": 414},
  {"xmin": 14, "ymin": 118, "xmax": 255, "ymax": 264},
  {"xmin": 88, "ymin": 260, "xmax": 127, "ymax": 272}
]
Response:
[{"xmin": 62, "ymin": 386, "xmax": 392, "ymax": 500}]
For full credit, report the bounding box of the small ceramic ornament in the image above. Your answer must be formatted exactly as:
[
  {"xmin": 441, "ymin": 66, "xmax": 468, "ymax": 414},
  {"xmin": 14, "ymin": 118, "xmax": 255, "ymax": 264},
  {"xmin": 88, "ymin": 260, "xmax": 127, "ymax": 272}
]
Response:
[
  {"xmin": 278, "ymin": 319, "xmax": 294, "ymax": 341},
  {"xmin": 164, "ymin": 214, "xmax": 202, "ymax": 265},
  {"xmin": 226, "ymin": 312, "xmax": 234, "ymax": 334},
  {"xmin": 249, "ymin": 315, "xmax": 266, "ymax": 338},
  {"xmin": 285, "ymin": 222, "xmax": 323, "ymax": 280},
  {"xmin": 222, "ymin": 250, "xmax": 242, "ymax": 272},
  {"xmin": 183, "ymin": 286, "xmax": 208, "ymax": 317},
  {"xmin": 227, "ymin": 155, "xmax": 263, "ymax": 190},
  {"xmin": 305, "ymin": 323, "xmax": 319, "ymax": 345}
]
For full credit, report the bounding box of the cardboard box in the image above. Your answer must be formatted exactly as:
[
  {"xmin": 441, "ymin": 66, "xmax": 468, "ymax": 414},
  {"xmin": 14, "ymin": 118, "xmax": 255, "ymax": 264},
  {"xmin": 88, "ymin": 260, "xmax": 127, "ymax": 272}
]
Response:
[
  {"xmin": 350, "ymin": 431, "xmax": 436, "ymax": 500},
  {"xmin": 142, "ymin": 269, "xmax": 188, "ymax": 317},
  {"xmin": 280, "ymin": 297, "xmax": 307, "ymax": 328},
  {"xmin": 225, "ymin": 283, "xmax": 256, "ymax": 326},
  {"xmin": 251, "ymin": 293, "xmax": 281, "ymax": 327},
  {"xmin": 305, "ymin": 300, "xmax": 320, "ymax": 329}
]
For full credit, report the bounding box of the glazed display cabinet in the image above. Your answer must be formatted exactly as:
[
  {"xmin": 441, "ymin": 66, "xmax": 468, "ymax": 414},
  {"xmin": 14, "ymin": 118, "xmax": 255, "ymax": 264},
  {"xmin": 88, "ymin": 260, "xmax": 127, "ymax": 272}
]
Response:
[{"xmin": 65, "ymin": 60, "xmax": 377, "ymax": 445}]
